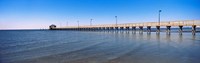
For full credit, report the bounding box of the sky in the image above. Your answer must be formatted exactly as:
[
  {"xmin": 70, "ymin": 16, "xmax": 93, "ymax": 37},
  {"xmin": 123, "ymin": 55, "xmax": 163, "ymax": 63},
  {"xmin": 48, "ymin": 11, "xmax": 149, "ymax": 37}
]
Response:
[{"xmin": 0, "ymin": 0, "xmax": 200, "ymax": 29}]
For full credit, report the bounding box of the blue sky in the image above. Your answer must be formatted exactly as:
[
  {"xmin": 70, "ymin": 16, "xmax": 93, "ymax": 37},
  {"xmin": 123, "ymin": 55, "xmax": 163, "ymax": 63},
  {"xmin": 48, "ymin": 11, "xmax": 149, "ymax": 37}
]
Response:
[{"xmin": 0, "ymin": 0, "xmax": 200, "ymax": 29}]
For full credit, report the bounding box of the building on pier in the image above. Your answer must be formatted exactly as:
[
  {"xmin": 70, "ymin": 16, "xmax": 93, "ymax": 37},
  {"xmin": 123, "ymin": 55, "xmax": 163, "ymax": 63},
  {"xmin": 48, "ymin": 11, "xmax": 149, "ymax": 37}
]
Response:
[{"xmin": 49, "ymin": 24, "xmax": 56, "ymax": 30}]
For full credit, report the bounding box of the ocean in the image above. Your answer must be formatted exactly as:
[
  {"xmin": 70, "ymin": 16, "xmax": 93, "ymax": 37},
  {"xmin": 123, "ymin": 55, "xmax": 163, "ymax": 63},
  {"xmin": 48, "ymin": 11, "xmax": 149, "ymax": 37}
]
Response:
[{"xmin": 0, "ymin": 30, "xmax": 200, "ymax": 63}]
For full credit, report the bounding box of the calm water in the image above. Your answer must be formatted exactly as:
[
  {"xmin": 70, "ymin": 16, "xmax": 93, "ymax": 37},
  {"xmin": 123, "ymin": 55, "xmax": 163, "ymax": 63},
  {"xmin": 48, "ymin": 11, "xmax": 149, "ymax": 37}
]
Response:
[{"xmin": 0, "ymin": 30, "xmax": 200, "ymax": 63}]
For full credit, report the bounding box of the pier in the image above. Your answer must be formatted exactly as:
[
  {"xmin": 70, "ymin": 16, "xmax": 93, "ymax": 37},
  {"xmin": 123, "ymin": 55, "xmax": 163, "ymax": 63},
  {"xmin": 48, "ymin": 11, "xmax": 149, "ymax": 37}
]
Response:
[{"xmin": 50, "ymin": 20, "xmax": 200, "ymax": 35}]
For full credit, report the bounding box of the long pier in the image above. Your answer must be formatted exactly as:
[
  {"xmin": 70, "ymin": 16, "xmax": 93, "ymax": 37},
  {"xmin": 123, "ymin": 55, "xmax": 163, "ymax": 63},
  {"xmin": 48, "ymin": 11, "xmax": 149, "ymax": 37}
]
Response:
[{"xmin": 49, "ymin": 20, "xmax": 200, "ymax": 35}]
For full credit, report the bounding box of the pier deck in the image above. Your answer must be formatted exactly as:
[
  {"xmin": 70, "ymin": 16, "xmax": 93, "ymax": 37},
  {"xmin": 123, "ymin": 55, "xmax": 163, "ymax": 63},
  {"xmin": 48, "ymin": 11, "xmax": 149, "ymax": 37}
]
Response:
[{"xmin": 50, "ymin": 20, "xmax": 200, "ymax": 35}]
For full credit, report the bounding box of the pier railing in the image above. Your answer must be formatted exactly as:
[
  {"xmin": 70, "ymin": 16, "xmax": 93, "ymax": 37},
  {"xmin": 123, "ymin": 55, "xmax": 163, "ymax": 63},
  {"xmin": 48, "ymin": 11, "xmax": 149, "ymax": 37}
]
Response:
[
  {"xmin": 59, "ymin": 20, "xmax": 200, "ymax": 28},
  {"xmin": 51, "ymin": 20, "xmax": 199, "ymax": 35}
]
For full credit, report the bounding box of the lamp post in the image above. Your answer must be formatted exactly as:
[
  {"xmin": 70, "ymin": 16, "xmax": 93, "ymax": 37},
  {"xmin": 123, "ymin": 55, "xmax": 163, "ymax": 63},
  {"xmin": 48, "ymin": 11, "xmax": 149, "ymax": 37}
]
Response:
[
  {"xmin": 66, "ymin": 21, "xmax": 68, "ymax": 26},
  {"xmin": 90, "ymin": 19, "xmax": 93, "ymax": 26},
  {"xmin": 115, "ymin": 16, "xmax": 118, "ymax": 26},
  {"xmin": 158, "ymin": 10, "xmax": 162, "ymax": 25},
  {"xmin": 77, "ymin": 20, "xmax": 79, "ymax": 28}
]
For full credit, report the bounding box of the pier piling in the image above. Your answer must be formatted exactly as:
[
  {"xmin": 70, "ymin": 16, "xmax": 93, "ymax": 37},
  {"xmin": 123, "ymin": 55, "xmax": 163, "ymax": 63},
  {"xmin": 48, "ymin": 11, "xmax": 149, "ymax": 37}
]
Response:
[
  {"xmin": 192, "ymin": 25, "xmax": 196, "ymax": 35},
  {"xmin": 126, "ymin": 27, "xmax": 130, "ymax": 30},
  {"xmin": 110, "ymin": 27, "xmax": 114, "ymax": 30},
  {"xmin": 115, "ymin": 27, "xmax": 118, "ymax": 30},
  {"xmin": 147, "ymin": 26, "xmax": 151, "ymax": 32},
  {"xmin": 179, "ymin": 26, "xmax": 183, "ymax": 35},
  {"xmin": 156, "ymin": 26, "xmax": 160, "ymax": 33},
  {"xmin": 132, "ymin": 26, "xmax": 136, "ymax": 33},
  {"xmin": 166, "ymin": 26, "xmax": 171, "ymax": 34},
  {"xmin": 139, "ymin": 26, "xmax": 143, "ymax": 33},
  {"xmin": 120, "ymin": 27, "xmax": 124, "ymax": 30}
]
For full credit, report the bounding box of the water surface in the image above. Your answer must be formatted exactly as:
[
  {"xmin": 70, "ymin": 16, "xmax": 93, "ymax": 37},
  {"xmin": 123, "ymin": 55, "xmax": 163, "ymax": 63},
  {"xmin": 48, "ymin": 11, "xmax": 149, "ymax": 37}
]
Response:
[{"xmin": 0, "ymin": 30, "xmax": 200, "ymax": 63}]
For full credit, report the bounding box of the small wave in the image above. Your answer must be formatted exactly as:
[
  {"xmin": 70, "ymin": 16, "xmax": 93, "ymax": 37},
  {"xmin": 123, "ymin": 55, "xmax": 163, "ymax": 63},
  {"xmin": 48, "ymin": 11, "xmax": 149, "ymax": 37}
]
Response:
[{"xmin": 1, "ymin": 37, "xmax": 108, "ymax": 63}]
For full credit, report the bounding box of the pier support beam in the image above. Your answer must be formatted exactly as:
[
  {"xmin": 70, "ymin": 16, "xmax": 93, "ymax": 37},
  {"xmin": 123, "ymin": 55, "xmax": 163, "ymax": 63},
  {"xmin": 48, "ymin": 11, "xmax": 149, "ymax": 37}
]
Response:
[
  {"xmin": 93, "ymin": 27, "xmax": 97, "ymax": 31},
  {"xmin": 139, "ymin": 26, "xmax": 143, "ymax": 33},
  {"xmin": 106, "ymin": 27, "xmax": 109, "ymax": 30},
  {"xmin": 89, "ymin": 28, "xmax": 92, "ymax": 31},
  {"xmin": 132, "ymin": 27, "xmax": 136, "ymax": 31},
  {"xmin": 98, "ymin": 27, "xmax": 101, "ymax": 30},
  {"xmin": 115, "ymin": 27, "xmax": 118, "ymax": 30},
  {"xmin": 132, "ymin": 26, "xmax": 136, "ymax": 33},
  {"xmin": 192, "ymin": 25, "xmax": 196, "ymax": 35},
  {"xmin": 147, "ymin": 26, "xmax": 151, "ymax": 32},
  {"xmin": 102, "ymin": 27, "xmax": 106, "ymax": 30},
  {"xmin": 87, "ymin": 28, "xmax": 90, "ymax": 30},
  {"xmin": 88, "ymin": 28, "xmax": 91, "ymax": 31},
  {"xmin": 166, "ymin": 26, "xmax": 171, "ymax": 34},
  {"xmin": 179, "ymin": 26, "xmax": 183, "ymax": 35},
  {"xmin": 91, "ymin": 28, "xmax": 95, "ymax": 31},
  {"xmin": 87, "ymin": 28, "xmax": 92, "ymax": 31},
  {"xmin": 110, "ymin": 27, "xmax": 114, "ymax": 30},
  {"xmin": 80, "ymin": 28, "xmax": 82, "ymax": 31},
  {"xmin": 156, "ymin": 26, "xmax": 160, "ymax": 33},
  {"xmin": 120, "ymin": 27, "xmax": 124, "ymax": 30},
  {"xmin": 126, "ymin": 27, "xmax": 130, "ymax": 30},
  {"xmin": 82, "ymin": 28, "xmax": 84, "ymax": 30}
]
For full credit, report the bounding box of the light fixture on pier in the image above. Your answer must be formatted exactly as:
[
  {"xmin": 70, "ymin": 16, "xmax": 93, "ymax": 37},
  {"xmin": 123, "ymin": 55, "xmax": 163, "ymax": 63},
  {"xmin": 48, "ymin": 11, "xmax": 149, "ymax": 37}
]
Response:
[
  {"xmin": 77, "ymin": 21, "xmax": 79, "ymax": 28},
  {"xmin": 66, "ymin": 21, "xmax": 68, "ymax": 26},
  {"xmin": 115, "ymin": 16, "xmax": 118, "ymax": 26},
  {"xmin": 158, "ymin": 10, "xmax": 162, "ymax": 26},
  {"xmin": 90, "ymin": 19, "xmax": 93, "ymax": 26}
]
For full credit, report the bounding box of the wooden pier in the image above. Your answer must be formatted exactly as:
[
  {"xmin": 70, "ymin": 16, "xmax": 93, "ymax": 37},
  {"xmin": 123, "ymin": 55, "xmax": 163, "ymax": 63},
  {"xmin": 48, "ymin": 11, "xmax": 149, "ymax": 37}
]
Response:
[{"xmin": 49, "ymin": 20, "xmax": 200, "ymax": 35}]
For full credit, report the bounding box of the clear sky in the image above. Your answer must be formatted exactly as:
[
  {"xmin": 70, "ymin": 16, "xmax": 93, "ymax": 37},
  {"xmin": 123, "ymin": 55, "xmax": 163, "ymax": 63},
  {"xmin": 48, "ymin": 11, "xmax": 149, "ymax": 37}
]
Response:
[{"xmin": 0, "ymin": 0, "xmax": 200, "ymax": 29}]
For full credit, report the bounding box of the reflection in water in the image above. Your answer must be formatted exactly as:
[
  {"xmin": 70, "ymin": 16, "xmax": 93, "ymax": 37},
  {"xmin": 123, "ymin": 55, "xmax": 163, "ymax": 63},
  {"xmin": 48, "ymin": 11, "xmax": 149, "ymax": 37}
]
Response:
[
  {"xmin": 192, "ymin": 34, "xmax": 196, "ymax": 40},
  {"xmin": 192, "ymin": 35, "xmax": 196, "ymax": 46},
  {"xmin": 0, "ymin": 30, "xmax": 200, "ymax": 63},
  {"xmin": 179, "ymin": 34, "xmax": 183, "ymax": 44},
  {"xmin": 147, "ymin": 32, "xmax": 151, "ymax": 40},
  {"xmin": 166, "ymin": 32, "xmax": 171, "ymax": 46}
]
